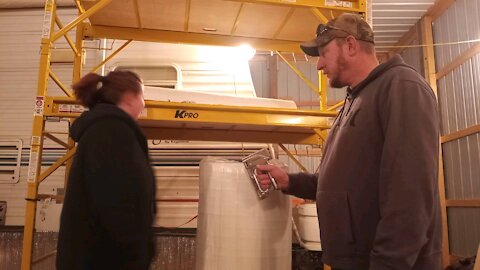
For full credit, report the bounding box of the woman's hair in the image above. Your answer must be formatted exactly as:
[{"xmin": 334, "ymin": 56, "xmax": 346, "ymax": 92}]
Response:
[{"xmin": 72, "ymin": 70, "xmax": 143, "ymax": 108}]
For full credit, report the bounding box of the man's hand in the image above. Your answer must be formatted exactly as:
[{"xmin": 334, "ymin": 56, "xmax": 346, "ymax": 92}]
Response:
[{"xmin": 255, "ymin": 164, "xmax": 289, "ymax": 191}]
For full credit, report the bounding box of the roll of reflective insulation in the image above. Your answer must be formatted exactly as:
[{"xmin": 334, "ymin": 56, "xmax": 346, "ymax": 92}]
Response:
[{"xmin": 196, "ymin": 158, "xmax": 291, "ymax": 270}]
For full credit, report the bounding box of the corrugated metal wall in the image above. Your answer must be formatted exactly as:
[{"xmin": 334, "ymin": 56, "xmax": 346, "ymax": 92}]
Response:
[
  {"xmin": 249, "ymin": 56, "xmax": 346, "ymax": 105},
  {"xmin": 249, "ymin": 58, "xmax": 270, "ymax": 98},
  {"xmin": 0, "ymin": 230, "xmax": 196, "ymax": 270},
  {"xmin": 277, "ymin": 60, "xmax": 318, "ymax": 104},
  {"xmin": 399, "ymin": 24, "xmax": 424, "ymax": 74},
  {"xmin": 0, "ymin": 8, "xmax": 99, "ymax": 226},
  {"xmin": 433, "ymin": 0, "xmax": 480, "ymax": 257},
  {"xmin": 277, "ymin": 59, "xmax": 334, "ymax": 174},
  {"xmin": 277, "ymin": 58, "xmax": 346, "ymax": 107}
]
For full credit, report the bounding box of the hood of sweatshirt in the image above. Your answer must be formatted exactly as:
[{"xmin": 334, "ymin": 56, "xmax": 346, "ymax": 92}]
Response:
[
  {"xmin": 348, "ymin": 54, "xmax": 417, "ymax": 98},
  {"xmin": 335, "ymin": 54, "xmax": 419, "ymax": 123},
  {"xmin": 70, "ymin": 103, "xmax": 140, "ymax": 142}
]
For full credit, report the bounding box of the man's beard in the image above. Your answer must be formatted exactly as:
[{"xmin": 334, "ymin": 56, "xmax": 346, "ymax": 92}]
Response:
[{"xmin": 329, "ymin": 50, "xmax": 348, "ymax": 88}]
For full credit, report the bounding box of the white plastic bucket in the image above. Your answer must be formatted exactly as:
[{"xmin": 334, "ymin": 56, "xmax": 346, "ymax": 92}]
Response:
[{"xmin": 296, "ymin": 203, "xmax": 321, "ymax": 251}]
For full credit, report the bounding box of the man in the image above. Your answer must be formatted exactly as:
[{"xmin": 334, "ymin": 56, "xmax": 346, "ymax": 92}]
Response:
[{"xmin": 257, "ymin": 13, "xmax": 442, "ymax": 270}]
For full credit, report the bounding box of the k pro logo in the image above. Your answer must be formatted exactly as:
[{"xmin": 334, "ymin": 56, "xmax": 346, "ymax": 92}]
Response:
[{"xmin": 174, "ymin": 109, "xmax": 199, "ymax": 119}]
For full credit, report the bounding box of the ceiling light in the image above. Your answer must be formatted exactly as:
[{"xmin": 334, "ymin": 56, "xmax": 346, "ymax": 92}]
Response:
[{"xmin": 202, "ymin": 27, "xmax": 217, "ymax": 32}]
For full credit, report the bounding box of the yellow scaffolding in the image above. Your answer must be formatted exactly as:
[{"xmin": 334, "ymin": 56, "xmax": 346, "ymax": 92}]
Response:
[{"xmin": 21, "ymin": 0, "xmax": 366, "ymax": 269}]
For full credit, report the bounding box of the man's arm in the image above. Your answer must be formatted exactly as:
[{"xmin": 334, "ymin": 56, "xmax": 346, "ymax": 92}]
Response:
[
  {"xmin": 285, "ymin": 173, "xmax": 319, "ymax": 200},
  {"xmin": 256, "ymin": 164, "xmax": 318, "ymax": 200}
]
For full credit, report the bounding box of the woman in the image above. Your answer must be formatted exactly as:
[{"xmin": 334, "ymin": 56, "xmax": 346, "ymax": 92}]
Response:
[{"xmin": 57, "ymin": 70, "xmax": 156, "ymax": 270}]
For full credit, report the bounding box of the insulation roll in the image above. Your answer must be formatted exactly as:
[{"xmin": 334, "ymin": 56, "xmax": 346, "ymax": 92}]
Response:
[{"xmin": 196, "ymin": 158, "xmax": 291, "ymax": 270}]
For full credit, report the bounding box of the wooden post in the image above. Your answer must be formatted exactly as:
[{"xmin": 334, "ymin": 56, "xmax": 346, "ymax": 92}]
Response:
[{"xmin": 421, "ymin": 15, "xmax": 450, "ymax": 269}]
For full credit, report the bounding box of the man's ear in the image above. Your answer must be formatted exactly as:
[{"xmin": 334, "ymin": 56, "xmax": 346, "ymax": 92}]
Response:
[{"xmin": 345, "ymin": 36, "xmax": 358, "ymax": 56}]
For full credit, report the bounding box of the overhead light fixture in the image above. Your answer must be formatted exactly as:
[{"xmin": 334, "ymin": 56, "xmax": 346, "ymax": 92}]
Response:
[
  {"xmin": 202, "ymin": 27, "xmax": 217, "ymax": 32},
  {"xmin": 237, "ymin": 44, "xmax": 256, "ymax": 60}
]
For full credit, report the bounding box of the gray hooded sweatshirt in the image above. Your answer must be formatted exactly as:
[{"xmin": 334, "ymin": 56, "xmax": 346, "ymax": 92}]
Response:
[{"xmin": 287, "ymin": 55, "xmax": 442, "ymax": 270}]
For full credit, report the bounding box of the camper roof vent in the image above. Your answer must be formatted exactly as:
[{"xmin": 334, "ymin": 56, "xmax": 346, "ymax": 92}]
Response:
[
  {"xmin": 115, "ymin": 65, "xmax": 181, "ymax": 89},
  {"xmin": 0, "ymin": 139, "xmax": 22, "ymax": 184}
]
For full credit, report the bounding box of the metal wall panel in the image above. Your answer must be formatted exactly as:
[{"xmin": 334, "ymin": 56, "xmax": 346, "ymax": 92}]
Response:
[
  {"xmin": 279, "ymin": 151, "xmax": 322, "ymax": 175},
  {"xmin": 277, "ymin": 60, "xmax": 345, "ymax": 106},
  {"xmin": 0, "ymin": 230, "xmax": 323, "ymax": 269},
  {"xmin": 437, "ymin": 56, "xmax": 480, "ymax": 134},
  {"xmin": 0, "ymin": 9, "xmax": 42, "ymax": 141},
  {"xmin": 0, "ymin": 8, "xmax": 80, "ymax": 226},
  {"xmin": 249, "ymin": 59, "xmax": 269, "ymax": 98},
  {"xmin": 447, "ymin": 208, "xmax": 480, "ymax": 257},
  {"xmin": 400, "ymin": 35, "xmax": 424, "ymax": 75},
  {"xmin": 372, "ymin": 0, "xmax": 436, "ymax": 53},
  {"xmin": 248, "ymin": 59, "xmax": 345, "ymax": 104},
  {"xmin": 433, "ymin": 0, "xmax": 480, "ymax": 71},
  {"xmin": 0, "ymin": 231, "xmax": 197, "ymax": 270},
  {"xmin": 0, "ymin": 8, "xmax": 98, "ymax": 142},
  {"xmin": 277, "ymin": 60, "xmax": 315, "ymax": 102},
  {"xmin": 433, "ymin": 0, "xmax": 480, "ymax": 257}
]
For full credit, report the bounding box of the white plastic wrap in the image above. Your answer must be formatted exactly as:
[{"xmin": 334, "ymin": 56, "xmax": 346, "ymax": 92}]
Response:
[
  {"xmin": 144, "ymin": 86, "xmax": 298, "ymax": 109},
  {"xmin": 196, "ymin": 158, "xmax": 291, "ymax": 270}
]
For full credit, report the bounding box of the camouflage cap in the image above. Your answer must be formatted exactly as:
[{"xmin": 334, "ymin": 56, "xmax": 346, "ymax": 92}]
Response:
[{"xmin": 300, "ymin": 13, "xmax": 375, "ymax": 56}]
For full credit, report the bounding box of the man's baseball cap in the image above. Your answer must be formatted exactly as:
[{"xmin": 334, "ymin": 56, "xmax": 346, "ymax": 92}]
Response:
[{"xmin": 300, "ymin": 13, "xmax": 375, "ymax": 56}]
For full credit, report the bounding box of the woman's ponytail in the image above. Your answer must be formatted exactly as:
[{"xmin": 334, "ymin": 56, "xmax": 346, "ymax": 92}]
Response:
[{"xmin": 72, "ymin": 73, "xmax": 104, "ymax": 108}]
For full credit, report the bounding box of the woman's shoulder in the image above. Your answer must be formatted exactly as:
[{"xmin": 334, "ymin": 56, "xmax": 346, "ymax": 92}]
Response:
[{"xmin": 82, "ymin": 117, "xmax": 136, "ymax": 143}]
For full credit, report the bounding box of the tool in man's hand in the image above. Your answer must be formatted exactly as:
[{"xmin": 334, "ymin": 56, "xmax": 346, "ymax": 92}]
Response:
[{"xmin": 242, "ymin": 148, "xmax": 278, "ymax": 199}]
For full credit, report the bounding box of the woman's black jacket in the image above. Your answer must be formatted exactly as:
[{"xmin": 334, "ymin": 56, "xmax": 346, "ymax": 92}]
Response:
[{"xmin": 57, "ymin": 103, "xmax": 156, "ymax": 270}]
